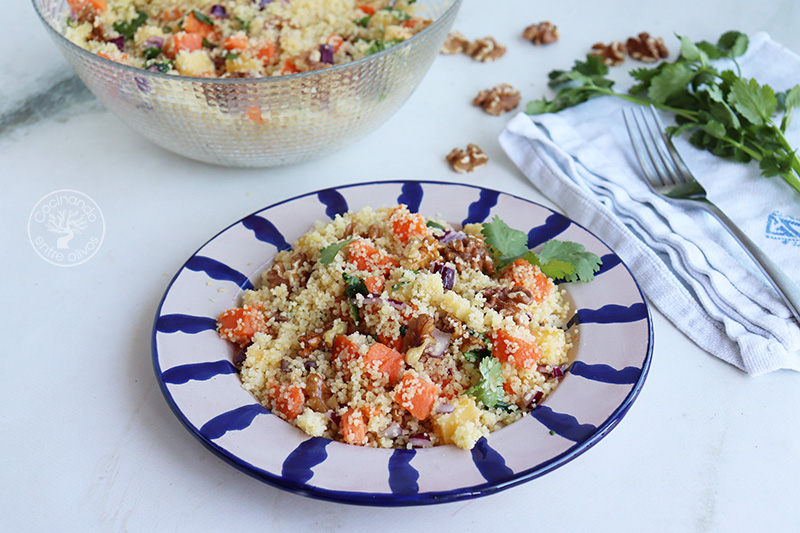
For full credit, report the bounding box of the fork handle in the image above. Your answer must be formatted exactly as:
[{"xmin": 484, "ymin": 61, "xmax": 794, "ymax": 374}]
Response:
[{"xmin": 703, "ymin": 202, "xmax": 800, "ymax": 324}]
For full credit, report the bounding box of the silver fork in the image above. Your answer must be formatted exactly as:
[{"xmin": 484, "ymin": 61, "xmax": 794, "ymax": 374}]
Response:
[{"xmin": 623, "ymin": 105, "xmax": 800, "ymax": 324}]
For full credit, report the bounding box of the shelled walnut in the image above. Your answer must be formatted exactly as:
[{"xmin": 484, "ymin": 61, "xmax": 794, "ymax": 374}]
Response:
[
  {"xmin": 465, "ymin": 36, "xmax": 506, "ymax": 62},
  {"xmin": 445, "ymin": 144, "xmax": 489, "ymax": 174},
  {"xmin": 626, "ymin": 32, "xmax": 669, "ymax": 62},
  {"xmin": 473, "ymin": 83, "xmax": 521, "ymax": 116},
  {"xmin": 591, "ymin": 41, "xmax": 627, "ymax": 65},
  {"xmin": 441, "ymin": 31, "xmax": 470, "ymax": 54},
  {"xmin": 522, "ymin": 21, "xmax": 559, "ymax": 45}
]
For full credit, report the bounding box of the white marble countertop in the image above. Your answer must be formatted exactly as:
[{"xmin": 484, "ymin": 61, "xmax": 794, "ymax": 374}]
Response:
[{"xmin": 2, "ymin": 0, "xmax": 799, "ymax": 531}]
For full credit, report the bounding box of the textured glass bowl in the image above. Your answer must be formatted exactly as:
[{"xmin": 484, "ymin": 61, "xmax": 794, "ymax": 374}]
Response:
[{"xmin": 32, "ymin": 0, "xmax": 462, "ymax": 167}]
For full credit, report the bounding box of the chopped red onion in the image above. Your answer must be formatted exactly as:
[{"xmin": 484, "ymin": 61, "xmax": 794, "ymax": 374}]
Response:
[
  {"xmin": 258, "ymin": 0, "xmax": 273, "ymax": 8},
  {"xmin": 537, "ymin": 365, "xmax": 549, "ymax": 374},
  {"xmin": 523, "ymin": 390, "xmax": 543, "ymax": 409},
  {"xmin": 144, "ymin": 36, "xmax": 165, "ymax": 49},
  {"xmin": 436, "ymin": 402, "xmax": 455, "ymax": 414},
  {"xmin": 381, "ymin": 422, "xmax": 402, "ymax": 438},
  {"xmin": 431, "ymin": 262, "xmax": 455, "ymax": 290},
  {"xmin": 409, "ymin": 434, "xmax": 432, "ymax": 448},
  {"xmin": 438, "ymin": 230, "xmax": 467, "ymax": 244},
  {"xmin": 319, "ymin": 44, "xmax": 334, "ymax": 64},
  {"xmin": 210, "ymin": 4, "xmax": 227, "ymax": 17},
  {"xmin": 425, "ymin": 328, "xmax": 451, "ymax": 358},
  {"xmin": 553, "ymin": 366, "xmax": 565, "ymax": 379},
  {"xmin": 108, "ymin": 35, "xmax": 125, "ymax": 52},
  {"xmin": 386, "ymin": 298, "xmax": 406, "ymax": 311}
]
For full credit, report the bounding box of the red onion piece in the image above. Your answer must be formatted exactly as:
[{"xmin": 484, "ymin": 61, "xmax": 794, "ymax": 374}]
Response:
[
  {"xmin": 108, "ymin": 35, "xmax": 125, "ymax": 52},
  {"xmin": 210, "ymin": 4, "xmax": 227, "ymax": 17},
  {"xmin": 381, "ymin": 422, "xmax": 402, "ymax": 438},
  {"xmin": 523, "ymin": 390, "xmax": 543, "ymax": 409},
  {"xmin": 553, "ymin": 366, "xmax": 565, "ymax": 379},
  {"xmin": 438, "ymin": 230, "xmax": 467, "ymax": 244},
  {"xmin": 431, "ymin": 262, "xmax": 455, "ymax": 291},
  {"xmin": 425, "ymin": 328, "xmax": 451, "ymax": 358},
  {"xmin": 319, "ymin": 44, "xmax": 334, "ymax": 64},
  {"xmin": 436, "ymin": 402, "xmax": 455, "ymax": 414},
  {"xmin": 409, "ymin": 434, "xmax": 432, "ymax": 448},
  {"xmin": 144, "ymin": 36, "xmax": 164, "ymax": 49}
]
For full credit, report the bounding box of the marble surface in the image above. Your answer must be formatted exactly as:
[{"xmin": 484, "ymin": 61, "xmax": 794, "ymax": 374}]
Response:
[{"xmin": 2, "ymin": 0, "xmax": 799, "ymax": 531}]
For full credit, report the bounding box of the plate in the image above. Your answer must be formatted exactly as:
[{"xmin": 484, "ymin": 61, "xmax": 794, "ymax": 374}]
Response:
[{"xmin": 152, "ymin": 180, "xmax": 652, "ymax": 506}]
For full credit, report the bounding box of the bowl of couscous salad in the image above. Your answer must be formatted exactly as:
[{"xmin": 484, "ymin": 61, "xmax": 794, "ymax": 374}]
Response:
[
  {"xmin": 152, "ymin": 181, "xmax": 653, "ymax": 505},
  {"xmin": 32, "ymin": 0, "xmax": 462, "ymax": 166}
]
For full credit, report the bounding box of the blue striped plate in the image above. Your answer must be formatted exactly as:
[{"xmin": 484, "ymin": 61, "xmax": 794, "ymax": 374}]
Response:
[{"xmin": 152, "ymin": 180, "xmax": 652, "ymax": 506}]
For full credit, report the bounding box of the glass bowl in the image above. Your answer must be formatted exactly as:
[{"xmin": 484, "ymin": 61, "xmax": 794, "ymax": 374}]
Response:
[{"xmin": 32, "ymin": 0, "xmax": 462, "ymax": 167}]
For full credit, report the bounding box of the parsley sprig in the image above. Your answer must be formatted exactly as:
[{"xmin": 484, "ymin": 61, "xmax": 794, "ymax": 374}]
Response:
[
  {"xmin": 526, "ymin": 31, "xmax": 800, "ymax": 196},
  {"xmin": 481, "ymin": 216, "xmax": 602, "ymax": 282}
]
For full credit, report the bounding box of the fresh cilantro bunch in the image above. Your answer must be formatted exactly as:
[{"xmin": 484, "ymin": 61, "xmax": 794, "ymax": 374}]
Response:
[
  {"xmin": 481, "ymin": 216, "xmax": 602, "ymax": 282},
  {"xmin": 526, "ymin": 31, "xmax": 800, "ymax": 196}
]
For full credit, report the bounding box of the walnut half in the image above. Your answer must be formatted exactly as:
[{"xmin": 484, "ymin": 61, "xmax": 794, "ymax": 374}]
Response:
[
  {"xmin": 591, "ymin": 41, "xmax": 627, "ymax": 66},
  {"xmin": 441, "ymin": 31, "xmax": 470, "ymax": 54},
  {"xmin": 465, "ymin": 36, "xmax": 507, "ymax": 62},
  {"xmin": 522, "ymin": 21, "xmax": 559, "ymax": 45},
  {"xmin": 446, "ymin": 144, "xmax": 489, "ymax": 174},
  {"xmin": 473, "ymin": 83, "xmax": 521, "ymax": 116},
  {"xmin": 627, "ymin": 32, "xmax": 669, "ymax": 62}
]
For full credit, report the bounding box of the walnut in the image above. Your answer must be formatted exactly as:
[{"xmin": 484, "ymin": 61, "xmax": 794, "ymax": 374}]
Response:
[
  {"xmin": 522, "ymin": 21, "xmax": 559, "ymax": 45},
  {"xmin": 265, "ymin": 252, "xmax": 310, "ymax": 291},
  {"xmin": 473, "ymin": 83, "xmax": 521, "ymax": 116},
  {"xmin": 626, "ymin": 32, "xmax": 669, "ymax": 62},
  {"xmin": 367, "ymin": 224, "xmax": 382, "ymax": 240},
  {"xmin": 402, "ymin": 235, "xmax": 441, "ymax": 270},
  {"xmin": 465, "ymin": 37, "xmax": 506, "ymax": 62},
  {"xmin": 445, "ymin": 143, "xmax": 489, "ymax": 174},
  {"xmin": 441, "ymin": 31, "xmax": 470, "ymax": 54},
  {"xmin": 481, "ymin": 286, "xmax": 533, "ymax": 316},
  {"xmin": 440, "ymin": 235, "xmax": 495, "ymax": 275},
  {"xmin": 591, "ymin": 41, "xmax": 627, "ymax": 66},
  {"xmin": 305, "ymin": 373, "xmax": 334, "ymax": 413},
  {"xmin": 403, "ymin": 314, "xmax": 435, "ymax": 352}
]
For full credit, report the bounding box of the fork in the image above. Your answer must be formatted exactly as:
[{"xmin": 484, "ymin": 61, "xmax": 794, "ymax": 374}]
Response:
[{"xmin": 623, "ymin": 105, "xmax": 800, "ymax": 324}]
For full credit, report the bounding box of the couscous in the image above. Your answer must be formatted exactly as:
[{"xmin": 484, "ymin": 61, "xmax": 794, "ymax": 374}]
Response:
[
  {"xmin": 64, "ymin": 0, "xmax": 429, "ymax": 77},
  {"xmin": 217, "ymin": 206, "xmax": 589, "ymax": 450}
]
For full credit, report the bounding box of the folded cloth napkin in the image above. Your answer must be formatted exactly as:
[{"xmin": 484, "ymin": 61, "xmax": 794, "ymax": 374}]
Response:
[{"xmin": 499, "ymin": 32, "xmax": 800, "ymax": 375}]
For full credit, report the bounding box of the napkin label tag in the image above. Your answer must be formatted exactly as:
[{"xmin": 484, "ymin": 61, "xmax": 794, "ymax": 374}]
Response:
[{"xmin": 765, "ymin": 211, "xmax": 800, "ymax": 247}]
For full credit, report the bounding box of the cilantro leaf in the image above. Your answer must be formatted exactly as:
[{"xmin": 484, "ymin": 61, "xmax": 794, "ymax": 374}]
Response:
[
  {"xmin": 343, "ymin": 273, "xmax": 369, "ymax": 297},
  {"xmin": 191, "ymin": 10, "xmax": 215, "ymax": 26},
  {"xmin": 465, "ymin": 356, "xmax": 504, "ymax": 408},
  {"xmin": 319, "ymin": 237, "xmax": 356, "ymax": 265},
  {"xmin": 728, "ymin": 77, "xmax": 777, "ymax": 126},
  {"xmin": 534, "ymin": 240, "xmax": 602, "ymax": 282},
  {"xmin": 481, "ymin": 216, "xmax": 529, "ymax": 268},
  {"xmin": 113, "ymin": 10, "xmax": 148, "ymax": 40}
]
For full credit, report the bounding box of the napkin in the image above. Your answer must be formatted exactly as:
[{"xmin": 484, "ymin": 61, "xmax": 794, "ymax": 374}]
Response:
[{"xmin": 499, "ymin": 32, "xmax": 800, "ymax": 375}]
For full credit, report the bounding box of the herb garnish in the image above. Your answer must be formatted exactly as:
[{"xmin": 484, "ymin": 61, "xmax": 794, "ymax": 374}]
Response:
[
  {"xmin": 526, "ymin": 31, "xmax": 800, "ymax": 195},
  {"xmin": 481, "ymin": 216, "xmax": 602, "ymax": 281},
  {"xmin": 113, "ymin": 10, "xmax": 148, "ymax": 40},
  {"xmin": 191, "ymin": 10, "xmax": 215, "ymax": 26},
  {"xmin": 466, "ymin": 356, "xmax": 504, "ymax": 408},
  {"xmin": 319, "ymin": 237, "xmax": 356, "ymax": 265},
  {"xmin": 365, "ymin": 39, "xmax": 403, "ymax": 56}
]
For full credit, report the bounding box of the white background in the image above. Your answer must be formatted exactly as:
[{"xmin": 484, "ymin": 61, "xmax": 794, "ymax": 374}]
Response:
[{"xmin": 2, "ymin": 0, "xmax": 799, "ymax": 531}]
